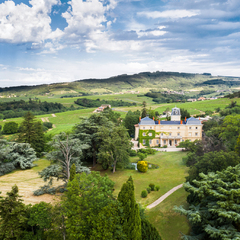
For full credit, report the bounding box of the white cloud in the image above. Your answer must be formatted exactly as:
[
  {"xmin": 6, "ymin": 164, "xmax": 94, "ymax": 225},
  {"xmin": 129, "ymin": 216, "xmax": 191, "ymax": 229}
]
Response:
[
  {"xmin": 137, "ymin": 9, "xmax": 199, "ymax": 19},
  {"xmin": 0, "ymin": 0, "xmax": 63, "ymax": 43}
]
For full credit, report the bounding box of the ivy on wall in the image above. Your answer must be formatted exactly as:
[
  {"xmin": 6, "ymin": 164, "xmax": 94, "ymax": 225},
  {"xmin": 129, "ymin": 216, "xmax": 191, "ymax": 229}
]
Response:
[{"xmin": 139, "ymin": 129, "xmax": 169, "ymax": 146}]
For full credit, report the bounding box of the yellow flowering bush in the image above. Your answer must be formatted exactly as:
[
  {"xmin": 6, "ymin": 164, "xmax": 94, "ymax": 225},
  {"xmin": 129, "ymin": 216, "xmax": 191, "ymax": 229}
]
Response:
[{"xmin": 137, "ymin": 161, "xmax": 148, "ymax": 173}]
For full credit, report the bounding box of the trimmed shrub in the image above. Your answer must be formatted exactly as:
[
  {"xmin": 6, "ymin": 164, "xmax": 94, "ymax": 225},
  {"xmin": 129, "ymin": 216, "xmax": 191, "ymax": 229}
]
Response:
[
  {"xmin": 137, "ymin": 152, "xmax": 147, "ymax": 160},
  {"xmin": 125, "ymin": 163, "xmax": 136, "ymax": 170},
  {"xmin": 129, "ymin": 149, "xmax": 137, "ymax": 156},
  {"xmin": 137, "ymin": 161, "xmax": 148, "ymax": 172},
  {"xmin": 149, "ymin": 183, "xmax": 155, "ymax": 191},
  {"xmin": 141, "ymin": 190, "xmax": 148, "ymax": 198},
  {"xmin": 155, "ymin": 186, "xmax": 160, "ymax": 191},
  {"xmin": 163, "ymin": 145, "xmax": 167, "ymax": 148},
  {"xmin": 146, "ymin": 187, "xmax": 151, "ymax": 193}
]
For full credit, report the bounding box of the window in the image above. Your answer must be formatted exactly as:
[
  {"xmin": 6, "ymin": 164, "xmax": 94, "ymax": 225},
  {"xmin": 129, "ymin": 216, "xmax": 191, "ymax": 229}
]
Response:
[
  {"xmin": 148, "ymin": 133, "xmax": 152, "ymax": 136},
  {"xmin": 189, "ymin": 133, "xmax": 192, "ymax": 136},
  {"xmin": 164, "ymin": 140, "xmax": 166, "ymax": 144},
  {"xmin": 149, "ymin": 140, "xmax": 152, "ymax": 144},
  {"xmin": 143, "ymin": 127, "xmax": 145, "ymax": 129},
  {"xmin": 169, "ymin": 133, "xmax": 172, "ymax": 136},
  {"xmin": 150, "ymin": 127, "xmax": 152, "ymax": 129},
  {"xmin": 177, "ymin": 132, "xmax": 180, "ymax": 136},
  {"xmin": 161, "ymin": 133, "xmax": 163, "ymax": 136},
  {"xmin": 143, "ymin": 132, "xmax": 146, "ymax": 136},
  {"xmin": 196, "ymin": 127, "xmax": 198, "ymax": 129},
  {"xmin": 178, "ymin": 127, "xmax": 180, "ymax": 129},
  {"xmin": 182, "ymin": 139, "xmax": 184, "ymax": 142},
  {"xmin": 189, "ymin": 127, "xmax": 192, "ymax": 129},
  {"xmin": 156, "ymin": 140, "xmax": 159, "ymax": 144},
  {"xmin": 143, "ymin": 140, "xmax": 146, "ymax": 144},
  {"xmin": 175, "ymin": 140, "xmax": 177, "ymax": 145},
  {"xmin": 195, "ymin": 132, "xmax": 198, "ymax": 136}
]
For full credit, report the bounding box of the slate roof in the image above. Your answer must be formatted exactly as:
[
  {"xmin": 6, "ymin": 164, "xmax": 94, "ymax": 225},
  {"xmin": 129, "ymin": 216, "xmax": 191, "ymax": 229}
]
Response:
[
  {"xmin": 186, "ymin": 117, "xmax": 201, "ymax": 125},
  {"xmin": 139, "ymin": 117, "xmax": 156, "ymax": 125}
]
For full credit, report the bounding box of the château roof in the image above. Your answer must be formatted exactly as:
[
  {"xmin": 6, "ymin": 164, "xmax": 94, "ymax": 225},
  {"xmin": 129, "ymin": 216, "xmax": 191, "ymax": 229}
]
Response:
[{"xmin": 139, "ymin": 117, "xmax": 156, "ymax": 125}]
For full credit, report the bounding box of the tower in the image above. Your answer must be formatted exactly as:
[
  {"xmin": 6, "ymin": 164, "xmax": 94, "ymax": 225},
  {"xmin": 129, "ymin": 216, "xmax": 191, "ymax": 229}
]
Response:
[{"xmin": 171, "ymin": 107, "xmax": 181, "ymax": 121}]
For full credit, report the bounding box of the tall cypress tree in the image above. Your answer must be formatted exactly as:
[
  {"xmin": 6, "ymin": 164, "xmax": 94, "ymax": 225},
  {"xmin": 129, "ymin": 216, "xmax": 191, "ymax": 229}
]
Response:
[
  {"xmin": 118, "ymin": 176, "xmax": 141, "ymax": 240},
  {"xmin": 18, "ymin": 111, "xmax": 45, "ymax": 157}
]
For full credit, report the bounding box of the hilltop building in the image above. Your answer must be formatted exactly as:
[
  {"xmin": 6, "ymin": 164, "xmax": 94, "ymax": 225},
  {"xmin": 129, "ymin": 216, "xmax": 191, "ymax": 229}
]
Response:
[
  {"xmin": 135, "ymin": 107, "xmax": 202, "ymax": 147},
  {"xmin": 93, "ymin": 104, "xmax": 111, "ymax": 113}
]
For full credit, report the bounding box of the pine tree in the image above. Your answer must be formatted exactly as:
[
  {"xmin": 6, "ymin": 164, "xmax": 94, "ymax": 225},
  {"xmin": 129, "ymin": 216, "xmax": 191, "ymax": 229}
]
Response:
[
  {"xmin": 141, "ymin": 218, "xmax": 162, "ymax": 240},
  {"xmin": 18, "ymin": 111, "xmax": 45, "ymax": 157},
  {"xmin": 0, "ymin": 185, "xmax": 28, "ymax": 239},
  {"xmin": 175, "ymin": 164, "xmax": 240, "ymax": 239},
  {"xmin": 118, "ymin": 176, "xmax": 141, "ymax": 240}
]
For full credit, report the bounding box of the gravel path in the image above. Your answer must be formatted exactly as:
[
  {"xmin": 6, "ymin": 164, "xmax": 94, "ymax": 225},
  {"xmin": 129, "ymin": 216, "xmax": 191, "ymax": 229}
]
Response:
[{"xmin": 146, "ymin": 184, "xmax": 183, "ymax": 209}]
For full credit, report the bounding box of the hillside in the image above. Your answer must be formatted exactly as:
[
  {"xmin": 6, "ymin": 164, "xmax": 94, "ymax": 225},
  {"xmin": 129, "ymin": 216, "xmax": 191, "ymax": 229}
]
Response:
[{"xmin": 0, "ymin": 71, "xmax": 240, "ymax": 98}]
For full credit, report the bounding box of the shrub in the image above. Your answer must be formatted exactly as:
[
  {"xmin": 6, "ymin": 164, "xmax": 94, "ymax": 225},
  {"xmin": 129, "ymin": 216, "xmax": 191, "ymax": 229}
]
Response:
[
  {"xmin": 145, "ymin": 148, "xmax": 157, "ymax": 155},
  {"xmin": 137, "ymin": 152, "xmax": 147, "ymax": 161},
  {"xmin": 155, "ymin": 186, "xmax": 160, "ymax": 191},
  {"xmin": 146, "ymin": 187, "xmax": 151, "ymax": 193},
  {"xmin": 129, "ymin": 149, "xmax": 137, "ymax": 156},
  {"xmin": 149, "ymin": 183, "xmax": 155, "ymax": 191},
  {"xmin": 125, "ymin": 163, "xmax": 136, "ymax": 170},
  {"xmin": 137, "ymin": 161, "xmax": 148, "ymax": 172},
  {"xmin": 163, "ymin": 145, "xmax": 167, "ymax": 148},
  {"xmin": 43, "ymin": 122, "xmax": 53, "ymax": 129},
  {"xmin": 141, "ymin": 190, "xmax": 148, "ymax": 198},
  {"xmin": 3, "ymin": 121, "xmax": 18, "ymax": 134}
]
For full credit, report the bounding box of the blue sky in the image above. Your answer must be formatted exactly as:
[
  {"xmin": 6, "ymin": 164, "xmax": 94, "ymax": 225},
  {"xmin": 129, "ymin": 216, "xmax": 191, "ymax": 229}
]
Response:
[{"xmin": 0, "ymin": 0, "xmax": 240, "ymax": 87}]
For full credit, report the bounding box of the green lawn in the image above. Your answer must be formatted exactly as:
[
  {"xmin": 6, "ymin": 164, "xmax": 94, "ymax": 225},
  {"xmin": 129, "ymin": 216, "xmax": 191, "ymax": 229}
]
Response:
[
  {"xmin": 146, "ymin": 187, "xmax": 190, "ymax": 240},
  {"xmin": 100, "ymin": 151, "xmax": 188, "ymax": 206}
]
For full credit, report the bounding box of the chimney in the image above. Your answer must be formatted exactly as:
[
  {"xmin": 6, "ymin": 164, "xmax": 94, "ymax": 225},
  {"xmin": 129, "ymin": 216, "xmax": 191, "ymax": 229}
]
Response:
[
  {"xmin": 158, "ymin": 120, "xmax": 160, "ymax": 124},
  {"xmin": 185, "ymin": 117, "xmax": 187, "ymax": 122},
  {"xmin": 153, "ymin": 117, "xmax": 154, "ymax": 120},
  {"xmin": 181, "ymin": 120, "xmax": 182, "ymax": 124},
  {"xmin": 139, "ymin": 116, "xmax": 141, "ymax": 122},
  {"xmin": 199, "ymin": 117, "xmax": 200, "ymax": 120}
]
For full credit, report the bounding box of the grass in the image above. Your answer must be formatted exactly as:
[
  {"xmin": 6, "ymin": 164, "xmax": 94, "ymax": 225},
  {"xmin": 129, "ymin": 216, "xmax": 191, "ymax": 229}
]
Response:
[
  {"xmin": 0, "ymin": 159, "xmax": 63, "ymax": 205},
  {"xmin": 100, "ymin": 151, "xmax": 188, "ymax": 206},
  {"xmin": 146, "ymin": 187, "xmax": 190, "ymax": 240}
]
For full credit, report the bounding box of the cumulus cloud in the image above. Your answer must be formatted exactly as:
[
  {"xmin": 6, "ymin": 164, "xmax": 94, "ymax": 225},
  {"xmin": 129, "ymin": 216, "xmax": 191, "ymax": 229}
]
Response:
[{"xmin": 0, "ymin": 0, "xmax": 63, "ymax": 44}]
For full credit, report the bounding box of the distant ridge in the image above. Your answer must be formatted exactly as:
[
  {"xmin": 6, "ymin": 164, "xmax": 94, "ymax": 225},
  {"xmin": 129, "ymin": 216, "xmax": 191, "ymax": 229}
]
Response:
[{"xmin": 0, "ymin": 71, "xmax": 240, "ymax": 97}]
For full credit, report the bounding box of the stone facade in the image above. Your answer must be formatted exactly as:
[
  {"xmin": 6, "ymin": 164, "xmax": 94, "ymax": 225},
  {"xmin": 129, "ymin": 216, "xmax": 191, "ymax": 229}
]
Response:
[{"xmin": 135, "ymin": 107, "xmax": 202, "ymax": 147}]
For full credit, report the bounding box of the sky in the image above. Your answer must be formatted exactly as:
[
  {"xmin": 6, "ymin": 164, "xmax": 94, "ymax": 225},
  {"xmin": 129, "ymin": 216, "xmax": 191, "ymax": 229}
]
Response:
[{"xmin": 0, "ymin": 0, "xmax": 240, "ymax": 87}]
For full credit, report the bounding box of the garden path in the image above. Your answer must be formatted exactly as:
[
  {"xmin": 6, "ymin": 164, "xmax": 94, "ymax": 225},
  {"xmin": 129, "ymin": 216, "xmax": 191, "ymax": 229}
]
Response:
[{"xmin": 146, "ymin": 184, "xmax": 183, "ymax": 209}]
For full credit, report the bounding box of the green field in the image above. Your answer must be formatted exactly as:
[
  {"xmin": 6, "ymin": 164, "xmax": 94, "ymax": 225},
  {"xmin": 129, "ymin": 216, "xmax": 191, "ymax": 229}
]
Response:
[{"xmin": 1, "ymin": 95, "xmax": 239, "ymax": 135}]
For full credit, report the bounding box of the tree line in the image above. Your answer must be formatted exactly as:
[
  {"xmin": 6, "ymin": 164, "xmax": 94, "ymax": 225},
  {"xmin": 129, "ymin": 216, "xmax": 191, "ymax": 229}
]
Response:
[
  {"xmin": 0, "ymin": 99, "xmax": 76, "ymax": 119},
  {"xmin": 175, "ymin": 102, "xmax": 240, "ymax": 239},
  {"xmin": 74, "ymin": 98, "xmax": 137, "ymax": 108}
]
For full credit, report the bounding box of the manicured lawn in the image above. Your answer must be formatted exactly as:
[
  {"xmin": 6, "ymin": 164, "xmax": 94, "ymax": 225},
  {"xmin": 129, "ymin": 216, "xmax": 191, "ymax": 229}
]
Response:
[
  {"xmin": 146, "ymin": 187, "xmax": 190, "ymax": 240},
  {"xmin": 100, "ymin": 151, "xmax": 188, "ymax": 206}
]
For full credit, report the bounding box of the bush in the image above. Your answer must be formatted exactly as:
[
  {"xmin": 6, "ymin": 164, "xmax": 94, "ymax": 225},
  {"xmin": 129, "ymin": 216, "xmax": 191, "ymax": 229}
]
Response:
[
  {"xmin": 137, "ymin": 152, "xmax": 147, "ymax": 160},
  {"xmin": 155, "ymin": 186, "xmax": 160, "ymax": 191},
  {"xmin": 137, "ymin": 161, "xmax": 148, "ymax": 172},
  {"xmin": 3, "ymin": 121, "xmax": 18, "ymax": 134},
  {"xmin": 145, "ymin": 148, "xmax": 157, "ymax": 155},
  {"xmin": 141, "ymin": 190, "xmax": 148, "ymax": 198},
  {"xmin": 125, "ymin": 163, "xmax": 136, "ymax": 170},
  {"xmin": 129, "ymin": 149, "xmax": 137, "ymax": 156},
  {"xmin": 163, "ymin": 145, "xmax": 167, "ymax": 148},
  {"xmin": 146, "ymin": 187, "xmax": 151, "ymax": 193},
  {"xmin": 43, "ymin": 122, "xmax": 53, "ymax": 129},
  {"xmin": 102, "ymin": 161, "xmax": 109, "ymax": 170},
  {"xmin": 149, "ymin": 183, "xmax": 155, "ymax": 191}
]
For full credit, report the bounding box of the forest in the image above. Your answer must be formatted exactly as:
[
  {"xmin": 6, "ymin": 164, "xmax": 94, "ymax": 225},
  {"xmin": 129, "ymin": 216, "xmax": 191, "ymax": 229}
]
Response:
[
  {"xmin": 0, "ymin": 99, "xmax": 71, "ymax": 119},
  {"xmin": 74, "ymin": 98, "xmax": 137, "ymax": 107}
]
